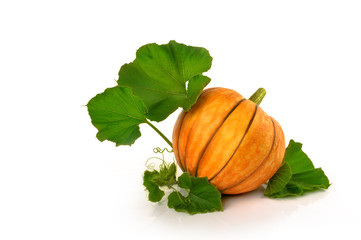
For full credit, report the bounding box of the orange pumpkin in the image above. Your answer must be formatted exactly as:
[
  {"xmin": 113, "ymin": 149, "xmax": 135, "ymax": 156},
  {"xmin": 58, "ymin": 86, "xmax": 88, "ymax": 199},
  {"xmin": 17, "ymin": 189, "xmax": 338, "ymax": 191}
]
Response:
[{"xmin": 172, "ymin": 87, "xmax": 285, "ymax": 194}]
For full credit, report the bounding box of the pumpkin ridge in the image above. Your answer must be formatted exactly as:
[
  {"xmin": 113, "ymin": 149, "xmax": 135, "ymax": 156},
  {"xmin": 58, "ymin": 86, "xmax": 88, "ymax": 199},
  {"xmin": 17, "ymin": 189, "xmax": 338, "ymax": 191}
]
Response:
[
  {"xmin": 194, "ymin": 98, "xmax": 246, "ymax": 177},
  {"xmin": 219, "ymin": 118, "xmax": 276, "ymax": 193},
  {"xmin": 178, "ymin": 88, "xmax": 220, "ymax": 172},
  {"xmin": 175, "ymin": 111, "xmax": 187, "ymax": 171},
  {"xmin": 183, "ymin": 119, "xmax": 197, "ymax": 171},
  {"xmin": 209, "ymin": 104, "xmax": 258, "ymax": 182}
]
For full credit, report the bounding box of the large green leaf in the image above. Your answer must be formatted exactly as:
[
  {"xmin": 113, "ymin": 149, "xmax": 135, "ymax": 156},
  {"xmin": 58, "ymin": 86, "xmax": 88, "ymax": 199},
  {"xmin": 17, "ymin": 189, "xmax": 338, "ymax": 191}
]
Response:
[
  {"xmin": 117, "ymin": 40, "xmax": 212, "ymax": 122},
  {"xmin": 283, "ymin": 139, "xmax": 315, "ymax": 173},
  {"xmin": 167, "ymin": 173, "xmax": 222, "ymax": 214},
  {"xmin": 265, "ymin": 140, "xmax": 330, "ymax": 198},
  {"xmin": 87, "ymin": 86, "xmax": 147, "ymax": 146}
]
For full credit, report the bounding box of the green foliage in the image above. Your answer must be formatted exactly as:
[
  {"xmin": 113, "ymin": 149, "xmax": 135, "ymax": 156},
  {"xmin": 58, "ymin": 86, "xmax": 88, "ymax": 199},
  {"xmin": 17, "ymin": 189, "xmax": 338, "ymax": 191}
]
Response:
[
  {"xmin": 87, "ymin": 41, "xmax": 212, "ymax": 146},
  {"xmin": 117, "ymin": 40, "xmax": 212, "ymax": 122},
  {"xmin": 152, "ymin": 162, "xmax": 177, "ymax": 187},
  {"xmin": 86, "ymin": 87, "xmax": 147, "ymax": 146},
  {"xmin": 283, "ymin": 140, "xmax": 315, "ymax": 173},
  {"xmin": 167, "ymin": 173, "xmax": 223, "ymax": 215},
  {"xmin": 265, "ymin": 140, "xmax": 331, "ymax": 198},
  {"xmin": 264, "ymin": 162, "xmax": 292, "ymax": 195},
  {"xmin": 143, "ymin": 161, "xmax": 178, "ymax": 202},
  {"xmin": 143, "ymin": 149, "xmax": 222, "ymax": 215},
  {"xmin": 143, "ymin": 170, "xmax": 165, "ymax": 202}
]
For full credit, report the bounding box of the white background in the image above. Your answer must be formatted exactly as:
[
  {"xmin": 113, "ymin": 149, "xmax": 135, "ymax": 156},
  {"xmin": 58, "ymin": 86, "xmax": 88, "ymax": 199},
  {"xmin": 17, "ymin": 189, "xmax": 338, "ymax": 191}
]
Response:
[{"xmin": 1, "ymin": 0, "xmax": 360, "ymax": 239}]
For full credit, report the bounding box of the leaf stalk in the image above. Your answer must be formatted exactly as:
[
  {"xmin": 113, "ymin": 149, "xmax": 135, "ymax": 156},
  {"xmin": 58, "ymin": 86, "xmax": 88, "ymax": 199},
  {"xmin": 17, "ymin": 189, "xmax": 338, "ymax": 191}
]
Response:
[{"xmin": 146, "ymin": 120, "xmax": 173, "ymax": 148}]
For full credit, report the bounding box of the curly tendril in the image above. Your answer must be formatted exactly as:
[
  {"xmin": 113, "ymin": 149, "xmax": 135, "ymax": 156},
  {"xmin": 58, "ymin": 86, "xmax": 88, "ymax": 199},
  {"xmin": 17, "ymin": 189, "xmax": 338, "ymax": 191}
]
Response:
[
  {"xmin": 153, "ymin": 147, "xmax": 173, "ymax": 154},
  {"xmin": 145, "ymin": 147, "xmax": 174, "ymax": 170}
]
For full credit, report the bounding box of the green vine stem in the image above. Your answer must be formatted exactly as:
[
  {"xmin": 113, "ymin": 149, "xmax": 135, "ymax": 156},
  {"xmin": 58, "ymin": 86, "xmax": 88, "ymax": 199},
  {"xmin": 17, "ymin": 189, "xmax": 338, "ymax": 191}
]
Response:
[
  {"xmin": 146, "ymin": 120, "xmax": 173, "ymax": 149},
  {"xmin": 249, "ymin": 88, "xmax": 266, "ymax": 105}
]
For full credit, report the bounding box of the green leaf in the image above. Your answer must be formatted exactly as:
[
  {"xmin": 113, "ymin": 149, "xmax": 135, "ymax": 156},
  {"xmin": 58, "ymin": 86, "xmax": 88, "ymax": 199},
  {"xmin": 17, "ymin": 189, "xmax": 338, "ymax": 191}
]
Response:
[
  {"xmin": 265, "ymin": 140, "xmax": 331, "ymax": 198},
  {"xmin": 143, "ymin": 170, "xmax": 165, "ymax": 202},
  {"xmin": 264, "ymin": 162, "xmax": 292, "ymax": 196},
  {"xmin": 87, "ymin": 86, "xmax": 147, "ymax": 146},
  {"xmin": 291, "ymin": 168, "xmax": 331, "ymax": 191},
  {"xmin": 283, "ymin": 139, "xmax": 315, "ymax": 173},
  {"xmin": 167, "ymin": 173, "xmax": 222, "ymax": 214},
  {"xmin": 167, "ymin": 191, "xmax": 191, "ymax": 211},
  {"xmin": 266, "ymin": 168, "xmax": 331, "ymax": 198},
  {"xmin": 143, "ymin": 162, "xmax": 177, "ymax": 202},
  {"xmin": 117, "ymin": 40, "xmax": 212, "ymax": 122},
  {"xmin": 267, "ymin": 183, "xmax": 303, "ymax": 198}
]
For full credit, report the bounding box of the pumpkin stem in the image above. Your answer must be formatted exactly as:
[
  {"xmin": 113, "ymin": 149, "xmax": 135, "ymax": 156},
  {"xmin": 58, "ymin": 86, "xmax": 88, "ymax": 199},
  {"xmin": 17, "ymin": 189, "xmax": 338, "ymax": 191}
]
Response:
[
  {"xmin": 146, "ymin": 120, "xmax": 173, "ymax": 149},
  {"xmin": 249, "ymin": 88, "xmax": 266, "ymax": 105}
]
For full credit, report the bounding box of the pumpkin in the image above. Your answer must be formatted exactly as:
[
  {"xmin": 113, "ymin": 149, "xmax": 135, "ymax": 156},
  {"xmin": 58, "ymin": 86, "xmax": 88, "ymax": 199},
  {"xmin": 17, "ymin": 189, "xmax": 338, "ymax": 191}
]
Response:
[{"xmin": 172, "ymin": 87, "xmax": 286, "ymax": 194}]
